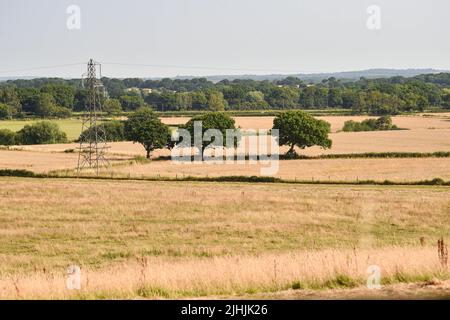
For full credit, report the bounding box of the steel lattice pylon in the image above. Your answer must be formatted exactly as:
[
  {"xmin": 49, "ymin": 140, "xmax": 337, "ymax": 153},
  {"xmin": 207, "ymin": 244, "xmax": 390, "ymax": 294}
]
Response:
[{"xmin": 77, "ymin": 59, "xmax": 109, "ymax": 174}]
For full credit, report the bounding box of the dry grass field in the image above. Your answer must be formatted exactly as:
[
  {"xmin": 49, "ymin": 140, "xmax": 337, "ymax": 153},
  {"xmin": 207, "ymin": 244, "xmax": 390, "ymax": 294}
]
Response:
[
  {"xmin": 160, "ymin": 113, "xmax": 450, "ymax": 132},
  {"xmin": 1, "ymin": 114, "xmax": 449, "ymax": 299},
  {"xmin": 104, "ymin": 157, "xmax": 450, "ymax": 182},
  {"xmin": 2, "ymin": 113, "xmax": 449, "ymax": 182},
  {"xmin": 0, "ymin": 178, "xmax": 449, "ymax": 299},
  {"xmin": 12, "ymin": 114, "xmax": 450, "ymax": 157},
  {"xmin": 2, "ymin": 149, "xmax": 450, "ymax": 182}
]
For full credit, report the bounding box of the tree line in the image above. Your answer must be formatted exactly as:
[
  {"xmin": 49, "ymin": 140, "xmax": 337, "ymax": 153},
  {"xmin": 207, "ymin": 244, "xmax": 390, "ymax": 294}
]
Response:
[
  {"xmin": 1, "ymin": 73, "xmax": 450, "ymax": 118},
  {"xmin": 0, "ymin": 109, "xmax": 332, "ymax": 162}
]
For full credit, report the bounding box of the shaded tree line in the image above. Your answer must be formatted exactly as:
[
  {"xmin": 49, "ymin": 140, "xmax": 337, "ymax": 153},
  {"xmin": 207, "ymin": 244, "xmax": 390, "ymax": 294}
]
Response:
[{"xmin": 1, "ymin": 73, "xmax": 450, "ymax": 118}]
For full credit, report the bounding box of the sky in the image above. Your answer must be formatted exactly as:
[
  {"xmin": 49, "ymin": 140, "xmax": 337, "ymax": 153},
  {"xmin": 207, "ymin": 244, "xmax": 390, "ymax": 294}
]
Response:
[{"xmin": 0, "ymin": 0, "xmax": 449, "ymax": 78}]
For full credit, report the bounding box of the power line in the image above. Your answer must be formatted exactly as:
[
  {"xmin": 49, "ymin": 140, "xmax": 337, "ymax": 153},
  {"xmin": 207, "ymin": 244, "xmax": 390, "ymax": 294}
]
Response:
[
  {"xmin": 0, "ymin": 60, "xmax": 311, "ymax": 77},
  {"xmin": 0, "ymin": 62, "xmax": 86, "ymax": 75},
  {"xmin": 101, "ymin": 61, "xmax": 309, "ymax": 75}
]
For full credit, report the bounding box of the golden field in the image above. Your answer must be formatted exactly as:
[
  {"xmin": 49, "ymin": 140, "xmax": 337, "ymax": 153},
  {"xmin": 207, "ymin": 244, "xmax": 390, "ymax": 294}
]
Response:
[
  {"xmin": 1, "ymin": 149, "xmax": 449, "ymax": 182},
  {"xmin": 1, "ymin": 113, "xmax": 449, "ymax": 182},
  {"xmin": 0, "ymin": 178, "xmax": 449, "ymax": 299},
  {"xmin": 10, "ymin": 114, "xmax": 450, "ymax": 157},
  {"xmin": 103, "ymin": 157, "xmax": 450, "ymax": 182},
  {"xmin": 1, "ymin": 114, "xmax": 450, "ymax": 299},
  {"xmin": 160, "ymin": 113, "xmax": 450, "ymax": 132}
]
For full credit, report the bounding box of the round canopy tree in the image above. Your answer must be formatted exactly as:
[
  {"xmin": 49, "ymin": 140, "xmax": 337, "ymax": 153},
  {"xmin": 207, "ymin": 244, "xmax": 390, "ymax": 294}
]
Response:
[
  {"xmin": 124, "ymin": 107, "xmax": 171, "ymax": 158},
  {"xmin": 180, "ymin": 112, "xmax": 240, "ymax": 157},
  {"xmin": 273, "ymin": 110, "xmax": 332, "ymax": 156}
]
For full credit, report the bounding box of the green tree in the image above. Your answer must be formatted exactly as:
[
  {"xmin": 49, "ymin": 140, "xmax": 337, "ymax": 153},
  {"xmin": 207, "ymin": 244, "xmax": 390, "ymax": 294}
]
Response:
[
  {"xmin": 79, "ymin": 120, "xmax": 125, "ymax": 142},
  {"xmin": 267, "ymin": 87, "xmax": 300, "ymax": 109},
  {"xmin": 0, "ymin": 103, "xmax": 12, "ymax": 119},
  {"xmin": 273, "ymin": 110, "xmax": 332, "ymax": 155},
  {"xmin": 327, "ymin": 88, "xmax": 343, "ymax": 107},
  {"xmin": 181, "ymin": 112, "xmax": 240, "ymax": 156},
  {"xmin": 119, "ymin": 94, "xmax": 145, "ymax": 111},
  {"xmin": 0, "ymin": 87, "xmax": 21, "ymax": 116},
  {"xmin": 241, "ymin": 90, "xmax": 268, "ymax": 109},
  {"xmin": 207, "ymin": 91, "xmax": 227, "ymax": 111},
  {"xmin": 0, "ymin": 129, "xmax": 16, "ymax": 146},
  {"xmin": 16, "ymin": 121, "xmax": 68, "ymax": 145},
  {"xmin": 299, "ymin": 86, "xmax": 316, "ymax": 108},
  {"xmin": 175, "ymin": 92, "xmax": 193, "ymax": 110},
  {"xmin": 73, "ymin": 89, "xmax": 88, "ymax": 111},
  {"xmin": 191, "ymin": 91, "xmax": 208, "ymax": 110},
  {"xmin": 103, "ymin": 99, "xmax": 122, "ymax": 115},
  {"xmin": 124, "ymin": 107, "xmax": 171, "ymax": 158},
  {"xmin": 35, "ymin": 93, "xmax": 56, "ymax": 117},
  {"xmin": 40, "ymin": 84, "xmax": 75, "ymax": 109}
]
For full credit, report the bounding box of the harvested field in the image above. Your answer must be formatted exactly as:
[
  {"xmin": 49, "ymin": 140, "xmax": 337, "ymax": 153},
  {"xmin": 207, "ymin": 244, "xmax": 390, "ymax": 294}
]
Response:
[
  {"xmin": 2, "ymin": 149, "xmax": 449, "ymax": 182},
  {"xmin": 105, "ymin": 157, "xmax": 450, "ymax": 182},
  {"xmin": 160, "ymin": 113, "xmax": 450, "ymax": 132},
  {"xmin": 0, "ymin": 178, "xmax": 448, "ymax": 299},
  {"xmin": 0, "ymin": 150, "xmax": 79, "ymax": 172}
]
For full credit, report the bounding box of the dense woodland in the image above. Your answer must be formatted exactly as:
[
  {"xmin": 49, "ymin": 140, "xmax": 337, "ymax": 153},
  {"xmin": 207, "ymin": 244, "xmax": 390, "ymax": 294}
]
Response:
[{"xmin": 1, "ymin": 73, "xmax": 450, "ymax": 119}]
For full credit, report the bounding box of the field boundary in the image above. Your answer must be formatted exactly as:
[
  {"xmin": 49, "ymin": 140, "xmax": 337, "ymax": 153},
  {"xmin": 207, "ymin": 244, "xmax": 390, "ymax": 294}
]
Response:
[
  {"xmin": 1, "ymin": 169, "xmax": 449, "ymax": 186},
  {"xmin": 151, "ymin": 151, "xmax": 450, "ymax": 161}
]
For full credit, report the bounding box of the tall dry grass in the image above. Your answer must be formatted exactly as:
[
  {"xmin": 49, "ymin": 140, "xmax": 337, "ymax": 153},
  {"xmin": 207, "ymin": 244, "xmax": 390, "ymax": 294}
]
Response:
[{"xmin": 0, "ymin": 246, "xmax": 447, "ymax": 299}]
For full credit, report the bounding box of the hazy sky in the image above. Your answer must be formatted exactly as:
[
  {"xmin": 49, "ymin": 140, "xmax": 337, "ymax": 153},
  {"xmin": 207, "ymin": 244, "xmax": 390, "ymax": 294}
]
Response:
[{"xmin": 0, "ymin": 0, "xmax": 449, "ymax": 78}]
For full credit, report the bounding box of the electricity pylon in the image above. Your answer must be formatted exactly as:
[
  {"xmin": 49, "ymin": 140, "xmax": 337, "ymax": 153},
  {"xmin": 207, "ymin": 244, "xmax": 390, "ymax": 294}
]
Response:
[{"xmin": 77, "ymin": 59, "xmax": 109, "ymax": 174}]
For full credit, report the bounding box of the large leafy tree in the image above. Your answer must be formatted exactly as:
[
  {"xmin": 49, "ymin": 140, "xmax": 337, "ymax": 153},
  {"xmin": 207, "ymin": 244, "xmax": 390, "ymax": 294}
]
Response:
[
  {"xmin": 273, "ymin": 110, "xmax": 332, "ymax": 155},
  {"xmin": 124, "ymin": 107, "xmax": 171, "ymax": 158},
  {"xmin": 180, "ymin": 112, "xmax": 240, "ymax": 157}
]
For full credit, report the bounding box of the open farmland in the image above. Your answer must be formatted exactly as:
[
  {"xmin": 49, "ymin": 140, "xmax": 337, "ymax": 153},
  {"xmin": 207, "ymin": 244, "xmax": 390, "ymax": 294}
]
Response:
[
  {"xmin": 2, "ymin": 113, "xmax": 450, "ymax": 182},
  {"xmin": 102, "ymin": 157, "xmax": 450, "ymax": 182},
  {"xmin": 11, "ymin": 113, "xmax": 450, "ymax": 157},
  {"xmin": 0, "ymin": 178, "xmax": 448, "ymax": 299},
  {"xmin": 1, "ymin": 113, "xmax": 450, "ymax": 299}
]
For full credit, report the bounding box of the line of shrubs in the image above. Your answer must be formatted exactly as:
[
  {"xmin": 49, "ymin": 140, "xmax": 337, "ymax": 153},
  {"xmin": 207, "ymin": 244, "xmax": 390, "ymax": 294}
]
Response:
[
  {"xmin": 1, "ymin": 169, "xmax": 449, "ymax": 186},
  {"xmin": 281, "ymin": 151, "xmax": 450, "ymax": 160},
  {"xmin": 342, "ymin": 116, "xmax": 404, "ymax": 132}
]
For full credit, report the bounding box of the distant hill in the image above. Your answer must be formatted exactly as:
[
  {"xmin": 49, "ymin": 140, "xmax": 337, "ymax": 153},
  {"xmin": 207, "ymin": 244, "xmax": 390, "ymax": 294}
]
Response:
[
  {"xmin": 0, "ymin": 76, "xmax": 37, "ymax": 81},
  {"xmin": 173, "ymin": 68, "xmax": 447, "ymax": 83},
  {"xmin": 1, "ymin": 68, "xmax": 447, "ymax": 83}
]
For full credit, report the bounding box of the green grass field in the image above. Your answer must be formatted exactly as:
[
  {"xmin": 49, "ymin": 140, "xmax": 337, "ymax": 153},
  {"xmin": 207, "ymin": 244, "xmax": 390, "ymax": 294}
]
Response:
[{"xmin": 0, "ymin": 119, "xmax": 83, "ymax": 141}]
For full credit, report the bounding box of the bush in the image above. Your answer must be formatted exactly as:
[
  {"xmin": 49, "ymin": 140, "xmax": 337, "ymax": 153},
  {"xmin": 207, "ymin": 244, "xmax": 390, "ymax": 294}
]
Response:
[
  {"xmin": 0, "ymin": 103, "xmax": 12, "ymax": 119},
  {"xmin": 52, "ymin": 106, "xmax": 72, "ymax": 118},
  {"xmin": 0, "ymin": 169, "xmax": 36, "ymax": 177},
  {"xmin": 16, "ymin": 121, "xmax": 68, "ymax": 145},
  {"xmin": 343, "ymin": 116, "xmax": 399, "ymax": 132},
  {"xmin": 79, "ymin": 120, "xmax": 125, "ymax": 142},
  {"xmin": 0, "ymin": 129, "xmax": 16, "ymax": 145}
]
